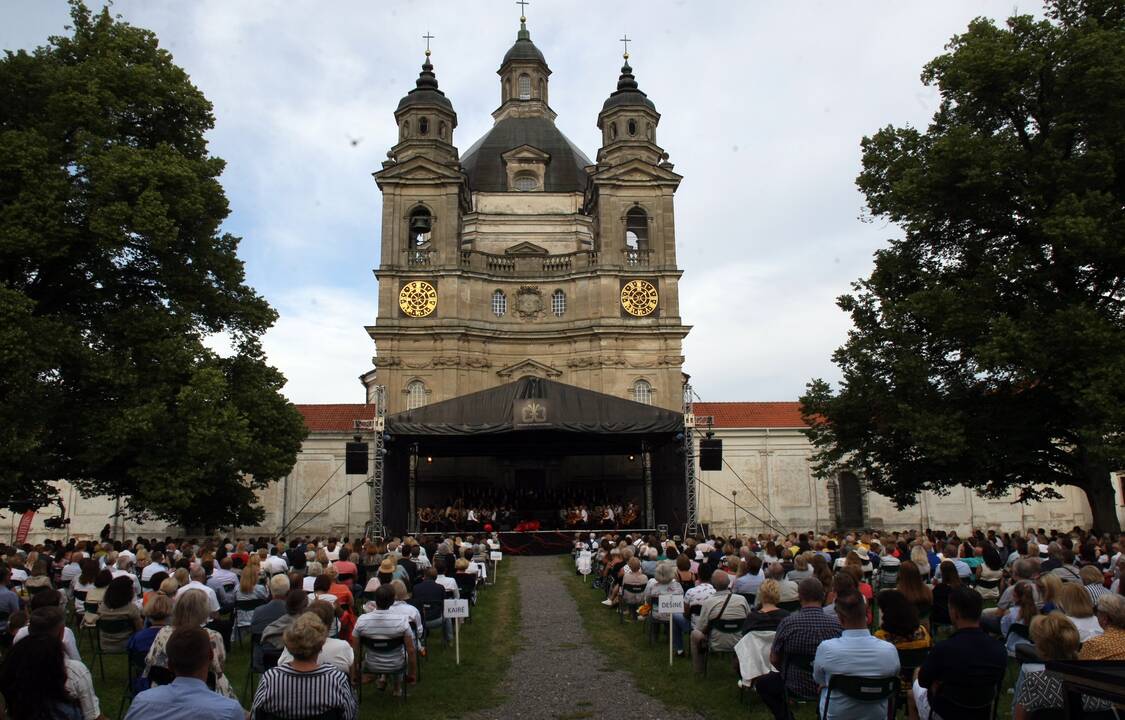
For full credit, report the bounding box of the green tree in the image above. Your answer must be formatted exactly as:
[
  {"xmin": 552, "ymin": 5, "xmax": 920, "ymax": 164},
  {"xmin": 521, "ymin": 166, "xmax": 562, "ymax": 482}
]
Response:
[
  {"xmin": 802, "ymin": 0, "xmax": 1125, "ymax": 533},
  {"xmin": 0, "ymin": 3, "xmax": 307, "ymax": 530}
]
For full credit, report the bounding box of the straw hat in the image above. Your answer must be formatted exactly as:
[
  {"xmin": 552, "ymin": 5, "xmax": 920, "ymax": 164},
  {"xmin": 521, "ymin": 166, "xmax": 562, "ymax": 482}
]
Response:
[{"xmin": 378, "ymin": 557, "xmax": 397, "ymax": 574}]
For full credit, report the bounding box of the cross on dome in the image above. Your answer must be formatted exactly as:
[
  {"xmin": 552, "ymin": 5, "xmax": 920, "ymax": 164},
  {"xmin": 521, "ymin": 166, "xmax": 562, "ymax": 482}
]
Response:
[
  {"xmin": 517, "ymin": 0, "xmax": 529, "ymax": 22},
  {"xmin": 423, "ymin": 31, "xmax": 434, "ymax": 58},
  {"xmin": 620, "ymin": 34, "xmax": 631, "ymax": 60}
]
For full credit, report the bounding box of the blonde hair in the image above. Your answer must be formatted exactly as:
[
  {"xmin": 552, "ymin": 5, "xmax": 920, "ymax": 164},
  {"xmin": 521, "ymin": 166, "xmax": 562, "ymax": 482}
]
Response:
[
  {"xmin": 454, "ymin": 558, "xmax": 470, "ymax": 572},
  {"xmin": 144, "ymin": 593, "xmax": 173, "ymax": 622},
  {"xmin": 173, "ymin": 568, "xmax": 189, "ymax": 587},
  {"xmin": 1040, "ymin": 573, "xmax": 1062, "ymax": 604},
  {"xmin": 240, "ymin": 558, "xmax": 261, "ymax": 593},
  {"xmin": 159, "ymin": 578, "xmax": 179, "ymax": 596},
  {"xmin": 758, "ymin": 579, "xmax": 781, "ymax": 606},
  {"xmin": 284, "ymin": 612, "xmax": 327, "ymax": 662},
  {"xmin": 172, "ymin": 589, "xmax": 210, "ymax": 628},
  {"xmin": 1030, "ymin": 612, "xmax": 1080, "ymax": 661},
  {"xmin": 1056, "ymin": 582, "xmax": 1094, "ymax": 618}
]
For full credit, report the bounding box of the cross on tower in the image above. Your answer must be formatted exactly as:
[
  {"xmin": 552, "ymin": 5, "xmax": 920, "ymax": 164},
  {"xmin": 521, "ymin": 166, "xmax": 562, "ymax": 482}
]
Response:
[
  {"xmin": 422, "ymin": 31, "xmax": 434, "ymax": 57},
  {"xmin": 517, "ymin": 0, "xmax": 529, "ymax": 20},
  {"xmin": 620, "ymin": 34, "xmax": 631, "ymax": 59}
]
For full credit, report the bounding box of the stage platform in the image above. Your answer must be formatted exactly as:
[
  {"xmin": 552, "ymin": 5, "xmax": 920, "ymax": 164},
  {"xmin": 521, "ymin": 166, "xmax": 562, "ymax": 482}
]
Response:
[{"xmin": 497, "ymin": 529, "xmax": 656, "ymax": 555}]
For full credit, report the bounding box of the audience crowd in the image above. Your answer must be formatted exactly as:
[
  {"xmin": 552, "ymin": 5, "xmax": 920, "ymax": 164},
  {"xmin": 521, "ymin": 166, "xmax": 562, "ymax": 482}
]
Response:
[
  {"xmin": 0, "ymin": 532, "xmax": 498, "ymax": 720},
  {"xmin": 577, "ymin": 525, "xmax": 1125, "ymax": 719}
]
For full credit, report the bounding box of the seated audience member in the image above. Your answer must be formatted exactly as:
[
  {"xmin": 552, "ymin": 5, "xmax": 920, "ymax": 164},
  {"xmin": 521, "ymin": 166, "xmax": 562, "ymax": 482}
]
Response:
[
  {"xmin": 145, "ymin": 589, "xmax": 235, "ymax": 699},
  {"xmin": 0, "ymin": 629, "xmax": 99, "ymax": 720},
  {"xmin": 352, "ymin": 584, "xmax": 417, "ymax": 693},
  {"xmin": 125, "ymin": 628, "xmax": 242, "ymax": 720},
  {"xmin": 814, "ymin": 591, "xmax": 899, "ymax": 719},
  {"xmin": 619, "ymin": 557, "xmax": 649, "ymax": 614},
  {"xmin": 253, "ymin": 613, "xmax": 356, "ymax": 720},
  {"xmin": 745, "ymin": 579, "xmax": 789, "ymax": 631},
  {"xmin": 1013, "ymin": 612, "xmax": 1113, "ymax": 718},
  {"xmin": 1039, "ymin": 573, "xmax": 1062, "ymax": 613},
  {"xmin": 674, "ymin": 553, "xmax": 697, "ymax": 591},
  {"xmin": 756, "ymin": 578, "xmax": 842, "ymax": 720},
  {"xmin": 384, "ymin": 580, "xmax": 423, "ymax": 651},
  {"xmin": 1050, "ymin": 548, "xmax": 1082, "ymax": 584},
  {"xmin": 763, "ymin": 562, "xmax": 799, "ymax": 604},
  {"xmin": 364, "ymin": 558, "xmax": 396, "ymax": 593},
  {"xmin": 308, "ymin": 574, "xmax": 339, "ymax": 607},
  {"xmin": 910, "ymin": 587, "xmax": 1006, "ymax": 720},
  {"xmin": 787, "ymin": 553, "xmax": 814, "ymax": 582},
  {"xmin": 263, "ymin": 589, "xmax": 309, "ymax": 653},
  {"xmin": 895, "ymin": 561, "xmax": 933, "ymax": 623},
  {"xmin": 733, "ymin": 556, "xmax": 764, "ymax": 596},
  {"xmin": 982, "ymin": 558, "xmax": 1039, "ymax": 634},
  {"xmin": 96, "ymin": 576, "xmax": 143, "ymax": 653},
  {"xmin": 643, "ymin": 560, "xmax": 684, "ymax": 639},
  {"xmin": 411, "ymin": 566, "xmax": 452, "ymax": 644},
  {"xmin": 691, "ymin": 569, "xmax": 751, "ymax": 673},
  {"xmin": 13, "ymin": 590, "xmax": 81, "ymax": 660},
  {"xmin": 1000, "ymin": 580, "xmax": 1038, "ymax": 655},
  {"xmin": 434, "ymin": 559, "xmax": 460, "ymax": 600},
  {"xmin": 234, "ymin": 560, "xmax": 269, "ymax": 636},
  {"xmin": 249, "ymin": 574, "xmax": 291, "ymax": 667},
  {"xmin": 324, "ymin": 565, "xmax": 355, "ymax": 610},
  {"xmin": 671, "ymin": 562, "xmax": 716, "ymax": 653},
  {"xmin": 205, "ymin": 558, "xmax": 238, "ymax": 609},
  {"xmin": 1055, "ymin": 581, "xmax": 1103, "ymax": 642},
  {"xmin": 930, "ymin": 561, "xmax": 961, "ymax": 626},
  {"xmin": 975, "ymin": 545, "xmax": 1005, "ymax": 602},
  {"xmin": 20, "ymin": 607, "xmax": 103, "ymax": 720},
  {"xmin": 1079, "ymin": 593, "xmax": 1125, "ymax": 660},
  {"xmin": 128, "ymin": 594, "xmax": 172, "ymax": 658},
  {"xmin": 1080, "ymin": 564, "xmax": 1109, "ymax": 605},
  {"xmin": 875, "ymin": 589, "xmax": 932, "ymax": 650},
  {"xmin": 82, "ymin": 569, "xmax": 113, "ymax": 628}
]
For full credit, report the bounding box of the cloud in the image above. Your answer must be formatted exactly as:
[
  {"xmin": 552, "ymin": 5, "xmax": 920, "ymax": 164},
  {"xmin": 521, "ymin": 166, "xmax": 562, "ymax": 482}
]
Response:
[{"xmin": 3, "ymin": 1, "xmax": 1041, "ymax": 403}]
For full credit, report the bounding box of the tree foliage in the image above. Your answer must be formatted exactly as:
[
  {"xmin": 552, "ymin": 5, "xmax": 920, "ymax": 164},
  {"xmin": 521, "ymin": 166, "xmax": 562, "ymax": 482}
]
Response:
[
  {"xmin": 0, "ymin": 2, "xmax": 307, "ymax": 529},
  {"xmin": 801, "ymin": 0, "xmax": 1125, "ymax": 532}
]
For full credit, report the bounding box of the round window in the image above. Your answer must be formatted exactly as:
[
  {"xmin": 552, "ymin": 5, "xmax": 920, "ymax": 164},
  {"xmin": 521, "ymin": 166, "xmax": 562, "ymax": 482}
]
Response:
[{"xmin": 513, "ymin": 173, "xmax": 538, "ymax": 192}]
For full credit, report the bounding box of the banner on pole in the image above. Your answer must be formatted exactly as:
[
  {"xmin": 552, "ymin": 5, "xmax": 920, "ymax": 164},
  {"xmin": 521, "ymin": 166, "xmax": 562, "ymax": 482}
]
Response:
[
  {"xmin": 15, "ymin": 511, "xmax": 35, "ymax": 544},
  {"xmin": 489, "ymin": 551, "xmax": 502, "ymax": 562}
]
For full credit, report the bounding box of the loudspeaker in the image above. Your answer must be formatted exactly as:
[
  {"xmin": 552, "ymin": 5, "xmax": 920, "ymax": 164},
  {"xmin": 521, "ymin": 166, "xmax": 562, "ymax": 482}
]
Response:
[
  {"xmin": 699, "ymin": 438, "xmax": 722, "ymax": 471},
  {"xmin": 345, "ymin": 442, "xmax": 369, "ymax": 475}
]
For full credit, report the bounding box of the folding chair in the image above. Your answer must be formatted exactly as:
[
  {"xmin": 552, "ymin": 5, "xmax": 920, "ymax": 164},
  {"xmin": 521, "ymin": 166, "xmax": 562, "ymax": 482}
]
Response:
[
  {"xmin": 415, "ymin": 601, "xmax": 448, "ymax": 647},
  {"xmin": 70, "ymin": 589, "xmax": 88, "ymax": 629},
  {"xmin": 895, "ymin": 647, "xmax": 930, "ymax": 710},
  {"xmin": 822, "ymin": 673, "xmax": 899, "ymax": 719},
  {"xmin": 781, "ymin": 652, "xmax": 818, "ymax": 714},
  {"xmin": 358, "ymin": 636, "xmax": 408, "ymax": 703},
  {"xmin": 701, "ymin": 618, "xmax": 745, "ymax": 677},
  {"xmin": 778, "ymin": 600, "xmax": 801, "ymax": 612},
  {"xmin": 257, "ymin": 710, "xmax": 343, "ymax": 720},
  {"xmin": 93, "ymin": 618, "xmax": 134, "ymax": 681},
  {"xmin": 619, "ymin": 582, "xmax": 648, "ymax": 624},
  {"xmin": 233, "ymin": 598, "xmax": 266, "ymax": 644},
  {"xmin": 927, "ymin": 681, "xmax": 1001, "ymax": 720},
  {"xmin": 243, "ymin": 633, "xmax": 281, "ymax": 702}
]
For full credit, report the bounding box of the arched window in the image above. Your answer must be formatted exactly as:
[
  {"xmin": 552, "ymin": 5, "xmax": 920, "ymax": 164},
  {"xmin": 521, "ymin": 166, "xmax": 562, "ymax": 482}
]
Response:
[
  {"xmin": 401, "ymin": 121, "xmax": 410, "ymax": 139},
  {"xmin": 632, "ymin": 380, "xmax": 652, "ymax": 405},
  {"xmin": 513, "ymin": 172, "xmax": 538, "ymax": 192},
  {"xmin": 538, "ymin": 78, "xmax": 545, "ymax": 100},
  {"xmin": 492, "ymin": 289, "xmax": 507, "ymax": 317},
  {"xmin": 408, "ymin": 207, "xmax": 432, "ymax": 247},
  {"xmin": 518, "ymin": 73, "xmax": 532, "ymax": 100},
  {"xmin": 551, "ymin": 289, "xmax": 566, "ymax": 317},
  {"xmin": 627, "ymin": 118, "xmax": 637, "ymax": 136},
  {"xmin": 625, "ymin": 206, "xmax": 648, "ymax": 252},
  {"xmin": 418, "ymin": 116, "xmax": 429, "ymax": 135},
  {"xmin": 438, "ymin": 121, "xmax": 446, "ymax": 139},
  {"xmin": 609, "ymin": 122, "xmax": 617, "ymax": 141},
  {"xmin": 406, "ymin": 380, "xmax": 427, "ymax": 410}
]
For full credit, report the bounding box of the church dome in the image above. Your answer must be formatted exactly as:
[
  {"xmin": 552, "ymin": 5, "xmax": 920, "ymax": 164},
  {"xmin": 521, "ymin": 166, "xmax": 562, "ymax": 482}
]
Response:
[
  {"xmin": 601, "ymin": 61, "xmax": 656, "ymax": 112},
  {"xmin": 501, "ymin": 17, "xmax": 547, "ymax": 68},
  {"xmin": 396, "ymin": 58, "xmax": 453, "ymax": 113},
  {"xmin": 461, "ymin": 117, "xmax": 591, "ymax": 192}
]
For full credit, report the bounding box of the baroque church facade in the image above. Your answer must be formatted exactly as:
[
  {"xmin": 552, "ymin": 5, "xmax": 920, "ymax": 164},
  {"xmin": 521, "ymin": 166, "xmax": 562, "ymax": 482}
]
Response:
[
  {"xmin": 366, "ymin": 18, "xmax": 687, "ymax": 415},
  {"xmin": 23, "ymin": 19, "xmax": 1108, "ymax": 543}
]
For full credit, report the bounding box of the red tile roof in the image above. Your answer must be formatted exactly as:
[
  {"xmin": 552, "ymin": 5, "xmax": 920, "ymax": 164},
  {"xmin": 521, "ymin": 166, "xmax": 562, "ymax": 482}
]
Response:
[
  {"xmin": 693, "ymin": 402, "xmax": 808, "ymax": 429},
  {"xmin": 297, "ymin": 404, "xmax": 377, "ymax": 433}
]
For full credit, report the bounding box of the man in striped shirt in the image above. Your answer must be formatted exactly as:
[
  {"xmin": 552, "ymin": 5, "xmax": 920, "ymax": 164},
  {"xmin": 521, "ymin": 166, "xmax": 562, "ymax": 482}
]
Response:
[
  {"xmin": 251, "ymin": 613, "xmax": 356, "ymax": 720},
  {"xmin": 352, "ymin": 584, "xmax": 417, "ymax": 689}
]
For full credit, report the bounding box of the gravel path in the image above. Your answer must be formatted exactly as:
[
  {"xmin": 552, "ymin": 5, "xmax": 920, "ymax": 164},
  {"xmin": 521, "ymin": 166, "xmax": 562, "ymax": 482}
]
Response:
[{"xmin": 463, "ymin": 555, "xmax": 694, "ymax": 720}]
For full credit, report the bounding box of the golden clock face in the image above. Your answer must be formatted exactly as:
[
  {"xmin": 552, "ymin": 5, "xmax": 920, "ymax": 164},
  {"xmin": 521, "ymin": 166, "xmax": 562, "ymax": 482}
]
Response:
[
  {"xmin": 621, "ymin": 279, "xmax": 658, "ymax": 317},
  {"xmin": 399, "ymin": 281, "xmax": 437, "ymax": 318}
]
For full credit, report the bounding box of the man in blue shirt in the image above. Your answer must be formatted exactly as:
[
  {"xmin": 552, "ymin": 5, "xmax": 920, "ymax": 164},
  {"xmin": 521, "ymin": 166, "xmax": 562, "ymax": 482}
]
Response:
[
  {"xmin": 125, "ymin": 627, "xmax": 243, "ymax": 720},
  {"xmin": 813, "ymin": 591, "xmax": 900, "ymax": 719}
]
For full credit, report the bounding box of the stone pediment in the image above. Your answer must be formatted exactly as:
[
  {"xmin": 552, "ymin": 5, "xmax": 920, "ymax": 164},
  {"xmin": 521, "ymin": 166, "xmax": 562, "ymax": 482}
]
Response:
[
  {"xmin": 500, "ymin": 144, "xmax": 552, "ymax": 164},
  {"xmin": 504, "ymin": 242, "xmax": 549, "ymax": 255},
  {"xmin": 375, "ymin": 156, "xmax": 465, "ymax": 184},
  {"xmin": 496, "ymin": 358, "xmax": 562, "ymax": 379},
  {"xmin": 590, "ymin": 158, "xmax": 682, "ymax": 185}
]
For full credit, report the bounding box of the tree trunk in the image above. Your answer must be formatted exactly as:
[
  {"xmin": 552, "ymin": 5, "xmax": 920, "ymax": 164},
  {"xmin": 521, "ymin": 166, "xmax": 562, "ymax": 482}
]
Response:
[{"xmin": 1079, "ymin": 471, "xmax": 1121, "ymax": 534}]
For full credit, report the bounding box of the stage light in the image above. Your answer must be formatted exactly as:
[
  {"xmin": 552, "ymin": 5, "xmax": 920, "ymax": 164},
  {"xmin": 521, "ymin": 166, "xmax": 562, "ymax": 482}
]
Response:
[
  {"xmin": 426, "ymin": 456, "xmax": 433, "ymax": 463},
  {"xmin": 628, "ymin": 454, "xmax": 635, "ymax": 461}
]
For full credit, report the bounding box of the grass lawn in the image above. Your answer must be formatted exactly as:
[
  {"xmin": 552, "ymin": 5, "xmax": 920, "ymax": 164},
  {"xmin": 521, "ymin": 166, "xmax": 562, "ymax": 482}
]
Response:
[
  {"xmin": 559, "ymin": 557, "xmax": 1018, "ymax": 720},
  {"xmin": 86, "ymin": 569, "xmax": 521, "ymax": 719}
]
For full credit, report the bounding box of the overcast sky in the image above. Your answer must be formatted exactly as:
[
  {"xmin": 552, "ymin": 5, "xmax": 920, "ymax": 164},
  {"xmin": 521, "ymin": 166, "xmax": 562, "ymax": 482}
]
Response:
[{"xmin": 3, "ymin": 1, "xmax": 1039, "ymax": 405}]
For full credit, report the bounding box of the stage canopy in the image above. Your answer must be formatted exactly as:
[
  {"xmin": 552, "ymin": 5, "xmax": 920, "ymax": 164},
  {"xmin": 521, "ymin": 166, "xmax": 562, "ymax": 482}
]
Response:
[{"xmin": 386, "ymin": 376, "xmax": 683, "ymax": 438}]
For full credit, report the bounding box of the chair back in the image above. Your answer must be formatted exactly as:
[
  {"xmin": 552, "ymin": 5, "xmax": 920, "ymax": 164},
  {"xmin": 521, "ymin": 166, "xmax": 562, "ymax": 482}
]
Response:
[
  {"xmin": 257, "ymin": 710, "xmax": 343, "ymax": 720},
  {"xmin": 781, "ymin": 652, "xmax": 818, "ymax": 701},
  {"xmin": 1007, "ymin": 622, "xmax": 1031, "ymax": 641},
  {"xmin": 711, "ymin": 618, "xmax": 745, "ymax": 635},
  {"xmin": 73, "ymin": 589, "xmax": 88, "ymax": 603},
  {"xmin": 97, "ymin": 617, "xmax": 135, "ymax": 635},
  {"xmin": 27, "ymin": 585, "xmax": 48, "ymax": 597},
  {"xmin": 84, "ymin": 601, "xmax": 99, "ymax": 615},
  {"xmin": 222, "ymin": 583, "xmax": 236, "ymax": 594},
  {"xmin": 262, "ymin": 646, "xmax": 282, "ymax": 671},
  {"xmin": 622, "ymin": 582, "xmax": 647, "ymax": 595},
  {"xmin": 824, "ymin": 674, "xmax": 899, "ymax": 718},
  {"xmin": 147, "ymin": 665, "xmax": 175, "ymax": 686},
  {"xmin": 235, "ymin": 598, "xmax": 266, "ymax": 613},
  {"xmin": 417, "ymin": 601, "xmax": 442, "ymax": 623},
  {"xmin": 738, "ymin": 593, "xmax": 755, "ymax": 607},
  {"xmin": 777, "ymin": 600, "xmax": 801, "ymax": 612},
  {"xmin": 976, "ymin": 577, "xmax": 1000, "ymax": 589},
  {"xmin": 689, "ymin": 604, "xmax": 702, "ymax": 617},
  {"xmin": 897, "ymin": 647, "xmax": 930, "ymax": 675},
  {"xmin": 362, "ymin": 635, "xmax": 405, "ymax": 653},
  {"xmin": 337, "ymin": 573, "xmax": 354, "ymax": 584}
]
